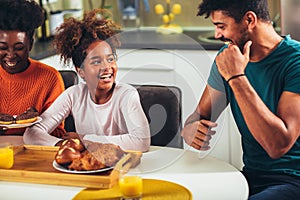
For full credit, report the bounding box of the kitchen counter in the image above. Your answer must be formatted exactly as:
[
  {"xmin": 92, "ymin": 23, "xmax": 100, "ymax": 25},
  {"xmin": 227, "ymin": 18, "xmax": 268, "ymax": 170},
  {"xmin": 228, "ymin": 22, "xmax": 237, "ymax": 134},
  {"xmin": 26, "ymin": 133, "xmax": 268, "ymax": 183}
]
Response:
[
  {"xmin": 30, "ymin": 38, "xmax": 56, "ymax": 60},
  {"xmin": 117, "ymin": 29, "xmax": 223, "ymax": 50},
  {"xmin": 30, "ymin": 30, "xmax": 223, "ymax": 60}
]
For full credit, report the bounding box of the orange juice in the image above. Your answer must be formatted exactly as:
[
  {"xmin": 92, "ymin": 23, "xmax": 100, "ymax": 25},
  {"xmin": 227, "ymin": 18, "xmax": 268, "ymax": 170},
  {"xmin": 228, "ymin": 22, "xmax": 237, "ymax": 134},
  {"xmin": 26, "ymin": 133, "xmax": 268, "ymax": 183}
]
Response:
[
  {"xmin": 0, "ymin": 144, "xmax": 14, "ymax": 169},
  {"xmin": 119, "ymin": 175, "xmax": 143, "ymax": 198}
]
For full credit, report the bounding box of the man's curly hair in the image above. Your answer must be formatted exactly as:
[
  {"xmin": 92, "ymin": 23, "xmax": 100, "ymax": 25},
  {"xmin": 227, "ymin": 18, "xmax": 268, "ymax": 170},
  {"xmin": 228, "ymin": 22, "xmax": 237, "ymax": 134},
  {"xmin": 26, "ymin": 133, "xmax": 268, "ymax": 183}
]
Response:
[
  {"xmin": 198, "ymin": 0, "xmax": 270, "ymax": 23},
  {"xmin": 53, "ymin": 9, "xmax": 121, "ymax": 68},
  {"xmin": 0, "ymin": 0, "xmax": 44, "ymax": 40}
]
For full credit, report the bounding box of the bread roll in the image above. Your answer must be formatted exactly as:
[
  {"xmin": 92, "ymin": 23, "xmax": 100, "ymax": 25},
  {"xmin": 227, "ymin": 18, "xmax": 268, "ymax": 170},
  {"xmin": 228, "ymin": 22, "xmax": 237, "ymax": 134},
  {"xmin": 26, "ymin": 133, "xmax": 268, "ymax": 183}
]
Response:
[{"xmin": 55, "ymin": 146, "xmax": 81, "ymax": 165}]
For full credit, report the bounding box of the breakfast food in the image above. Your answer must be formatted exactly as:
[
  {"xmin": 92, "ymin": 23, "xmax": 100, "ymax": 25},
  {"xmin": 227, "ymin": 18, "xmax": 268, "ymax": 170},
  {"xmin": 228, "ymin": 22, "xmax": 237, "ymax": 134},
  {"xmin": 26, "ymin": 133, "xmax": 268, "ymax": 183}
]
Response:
[
  {"xmin": 55, "ymin": 138, "xmax": 85, "ymax": 165},
  {"xmin": 68, "ymin": 150, "xmax": 107, "ymax": 171},
  {"xmin": 55, "ymin": 139, "xmax": 84, "ymax": 165},
  {"xmin": 0, "ymin": 113, "xmax": 15, "ymax": 125},
  {"xmin": 60, "ymin": 138, "xmax": 85, "ymax": 152},
  {"xmin": 55, "ymin": 146, "xmax": 82, "ymax": 165},
  {"xmin": 0, "ymin": 107, "xmax": 39, "ymax": 125},
  {"xmin": 15, "ymin": 107, "xmax": 39, "ymax": 124},
  {"xmin": 69, "ymin": 142, "xmax": 125, "ymax": 171},
  {"xmin": 55, "ymin": 139, "xmax": 126, "ymax": 171}
]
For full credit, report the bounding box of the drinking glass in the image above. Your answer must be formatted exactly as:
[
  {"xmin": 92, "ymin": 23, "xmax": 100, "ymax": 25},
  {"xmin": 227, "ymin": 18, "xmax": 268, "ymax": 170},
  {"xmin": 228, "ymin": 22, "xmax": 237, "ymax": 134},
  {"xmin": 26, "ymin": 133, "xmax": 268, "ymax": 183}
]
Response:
[
  {"xmin": 0, "ymin": 143, "xmax": 14, "ymax": 169},
  {"xmin": 119, "ymin": 173, "xmax": 143, "ymax": 200}
]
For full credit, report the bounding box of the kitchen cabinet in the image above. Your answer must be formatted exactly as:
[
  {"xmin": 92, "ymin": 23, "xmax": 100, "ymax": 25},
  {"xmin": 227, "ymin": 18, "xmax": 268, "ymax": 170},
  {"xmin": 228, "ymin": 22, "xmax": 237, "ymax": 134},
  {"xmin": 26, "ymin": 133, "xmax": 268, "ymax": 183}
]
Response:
[
  {"xmin": 173, "ymin": 49, "xmax": 242, "ymax": 169},
  {"xmin": 116, "ymin": 49, "xmax": 175, "ymax": 85},
  {"xmin": 38, "ymin": 49, "xmax": 243, "ymax": 169}
]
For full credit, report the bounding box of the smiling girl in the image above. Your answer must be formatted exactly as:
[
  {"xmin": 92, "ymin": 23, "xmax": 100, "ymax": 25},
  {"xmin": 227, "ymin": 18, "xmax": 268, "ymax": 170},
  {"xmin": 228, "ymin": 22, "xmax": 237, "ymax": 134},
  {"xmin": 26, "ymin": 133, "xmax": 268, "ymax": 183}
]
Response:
[{"xmin": 24, "ymin": 9, "xmax": 151, "ymax": 152}]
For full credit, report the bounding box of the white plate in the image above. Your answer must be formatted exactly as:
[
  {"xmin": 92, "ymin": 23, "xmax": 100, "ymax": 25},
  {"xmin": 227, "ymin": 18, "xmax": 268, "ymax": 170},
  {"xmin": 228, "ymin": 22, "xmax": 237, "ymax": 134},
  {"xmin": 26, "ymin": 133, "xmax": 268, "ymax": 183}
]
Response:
[
  {"xmin": 52, "ymin": 161, "xmax": 113, "ymax": 174},
  {"xmin": 0, "ymin": 116, "xmax": 42, "ymax": 129}
]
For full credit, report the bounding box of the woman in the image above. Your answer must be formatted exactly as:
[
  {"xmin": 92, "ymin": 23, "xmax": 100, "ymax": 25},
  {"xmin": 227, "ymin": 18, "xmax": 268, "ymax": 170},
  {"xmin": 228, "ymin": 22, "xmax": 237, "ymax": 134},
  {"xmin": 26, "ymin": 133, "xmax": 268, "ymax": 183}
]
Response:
[
  {"xmin": 24, "ymin": 9, "xmax": 151, "ymax": 152},
  {"xmin": 0, "ymin": 0, "xmax": 65, "ymax": 136}
]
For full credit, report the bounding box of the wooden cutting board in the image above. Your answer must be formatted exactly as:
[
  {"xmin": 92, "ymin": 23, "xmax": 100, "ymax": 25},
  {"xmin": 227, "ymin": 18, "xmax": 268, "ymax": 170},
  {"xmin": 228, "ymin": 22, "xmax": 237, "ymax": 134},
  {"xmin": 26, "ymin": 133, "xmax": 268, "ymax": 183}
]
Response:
[{"xmin": 0, "ymin": 145, "xmax": 138, "ymax": 189}]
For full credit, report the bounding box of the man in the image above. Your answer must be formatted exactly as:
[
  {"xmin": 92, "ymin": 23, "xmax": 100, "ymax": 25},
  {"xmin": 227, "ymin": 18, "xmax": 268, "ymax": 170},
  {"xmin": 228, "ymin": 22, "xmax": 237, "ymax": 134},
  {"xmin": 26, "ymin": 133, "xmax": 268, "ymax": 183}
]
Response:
[{"xmin": 181, "ymin": 0, "xmax": 300, "ymax": 199}]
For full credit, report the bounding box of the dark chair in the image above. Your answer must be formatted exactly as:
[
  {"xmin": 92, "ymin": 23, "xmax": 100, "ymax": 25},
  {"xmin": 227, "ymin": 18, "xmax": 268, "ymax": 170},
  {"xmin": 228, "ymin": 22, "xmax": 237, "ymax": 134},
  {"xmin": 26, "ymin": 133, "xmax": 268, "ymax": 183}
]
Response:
[
  {"xmin": 59, "ymin": 70, "xmax": 78, "ymax": 89},
  {"xmin": 59, "ymin": 70, "xmax": 78, "ymax": 132},
  {"xmin": 132, "ymin": 85, "xmax": 183, "ymax": 148}
]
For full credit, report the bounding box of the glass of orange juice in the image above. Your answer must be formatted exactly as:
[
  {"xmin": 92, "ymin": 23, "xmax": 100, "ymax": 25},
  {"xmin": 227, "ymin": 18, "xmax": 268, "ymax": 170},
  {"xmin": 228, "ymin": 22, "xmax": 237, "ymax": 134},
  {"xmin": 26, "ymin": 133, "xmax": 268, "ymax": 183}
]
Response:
[
  {"xmin": 119, "ymin": 173, "xmax": 143, "ymax": 200},
  {"xmin": 0, "ymin": 143, "xmax": 14, "ymax": 169}
]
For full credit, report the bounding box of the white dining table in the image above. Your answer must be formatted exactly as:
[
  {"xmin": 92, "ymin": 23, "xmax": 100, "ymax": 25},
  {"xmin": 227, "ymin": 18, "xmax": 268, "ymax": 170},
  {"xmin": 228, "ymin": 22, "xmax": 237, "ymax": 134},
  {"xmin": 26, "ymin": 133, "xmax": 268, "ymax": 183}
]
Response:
[{"xmin": 0, "ymin": 136, "xmax": 249, "ymax": 200}]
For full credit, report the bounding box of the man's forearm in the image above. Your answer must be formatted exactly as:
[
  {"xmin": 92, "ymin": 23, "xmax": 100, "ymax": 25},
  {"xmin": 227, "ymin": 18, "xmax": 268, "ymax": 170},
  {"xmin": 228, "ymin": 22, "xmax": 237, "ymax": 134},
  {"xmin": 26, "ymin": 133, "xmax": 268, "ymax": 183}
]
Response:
[{"xmin": 184, "ymin": 111, "xmax": 211, "ymax": 127}]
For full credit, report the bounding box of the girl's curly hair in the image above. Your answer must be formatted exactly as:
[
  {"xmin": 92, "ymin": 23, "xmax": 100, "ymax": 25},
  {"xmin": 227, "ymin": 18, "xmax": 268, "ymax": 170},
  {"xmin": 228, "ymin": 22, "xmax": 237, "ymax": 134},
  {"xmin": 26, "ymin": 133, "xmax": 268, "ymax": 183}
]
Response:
[
  {"xmin": 0, "ymin": 0, "xmax": 44, "ymax": 39},
  {"xmin": 53, "ymin": 9, "xmax": 121, "ymax": 68}
]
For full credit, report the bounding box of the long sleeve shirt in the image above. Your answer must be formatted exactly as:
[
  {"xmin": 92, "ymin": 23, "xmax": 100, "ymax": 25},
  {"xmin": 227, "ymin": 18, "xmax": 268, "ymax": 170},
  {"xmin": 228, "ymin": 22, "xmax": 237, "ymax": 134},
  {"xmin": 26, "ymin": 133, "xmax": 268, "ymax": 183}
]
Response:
[
  {"xmin": 0, "ymin": 58, "xmax": 65, "ymax": 137},
  {"xmin": 24, "ymin": 82, "xmax": 151, "ymax": 152}
]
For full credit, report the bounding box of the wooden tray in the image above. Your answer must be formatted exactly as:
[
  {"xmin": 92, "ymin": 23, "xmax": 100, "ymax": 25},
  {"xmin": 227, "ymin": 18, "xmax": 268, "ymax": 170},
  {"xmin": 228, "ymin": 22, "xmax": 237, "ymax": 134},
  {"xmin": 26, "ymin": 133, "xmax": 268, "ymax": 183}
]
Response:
[{"xmin": 0, "ymin": 145, "xmax": 139, "ymax": 189}]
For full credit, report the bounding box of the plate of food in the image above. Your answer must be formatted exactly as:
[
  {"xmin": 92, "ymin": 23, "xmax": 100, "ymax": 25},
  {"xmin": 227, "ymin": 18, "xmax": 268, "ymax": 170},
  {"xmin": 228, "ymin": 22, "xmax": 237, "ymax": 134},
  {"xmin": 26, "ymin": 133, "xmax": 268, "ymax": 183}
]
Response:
[
  {"xmin": 52, "ymin": 160, "xmax": 113, "ymax": 174},
  {"xmin": 0, "ymin": 116, "xmax": 42, "ymax": 129},
  {"xmin": 0, "ymin": 107, "xmax": 41, "ymax": 129},
  {"xmin": 52, "ymin": 139, "xmax": 125, "ymax": 174}
]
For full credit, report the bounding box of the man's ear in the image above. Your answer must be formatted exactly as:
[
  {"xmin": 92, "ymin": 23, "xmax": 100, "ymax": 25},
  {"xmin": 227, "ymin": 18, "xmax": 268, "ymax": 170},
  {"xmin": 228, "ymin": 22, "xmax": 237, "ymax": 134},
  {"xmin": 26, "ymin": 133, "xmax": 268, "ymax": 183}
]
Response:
[{"xmin": 244, "ymin": 11, "xmax": 257, "ymax": 28}]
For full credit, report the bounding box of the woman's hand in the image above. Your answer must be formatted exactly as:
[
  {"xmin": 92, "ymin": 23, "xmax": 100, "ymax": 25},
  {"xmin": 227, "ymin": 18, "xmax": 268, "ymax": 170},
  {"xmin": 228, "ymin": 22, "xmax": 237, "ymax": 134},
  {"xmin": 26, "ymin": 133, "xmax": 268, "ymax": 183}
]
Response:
[{"xmin": 181, "ymin": 119, "xmax": 217, "ymax": 150}]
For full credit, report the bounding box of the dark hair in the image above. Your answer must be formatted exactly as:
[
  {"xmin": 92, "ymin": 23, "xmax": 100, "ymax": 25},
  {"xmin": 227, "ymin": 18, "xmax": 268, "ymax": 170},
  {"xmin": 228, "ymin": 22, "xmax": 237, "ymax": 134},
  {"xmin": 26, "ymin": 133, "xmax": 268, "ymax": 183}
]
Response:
[
  {"xmin": 197, "ymin": 0, "xmax": 270, "ymax": 23},
  {"xmin": 53, "ymin": 9, "xmax": 121, "ymax": 68},
  {"xmin": 0, "ymin": 0, "xmax": 44, "ymax": 39}
]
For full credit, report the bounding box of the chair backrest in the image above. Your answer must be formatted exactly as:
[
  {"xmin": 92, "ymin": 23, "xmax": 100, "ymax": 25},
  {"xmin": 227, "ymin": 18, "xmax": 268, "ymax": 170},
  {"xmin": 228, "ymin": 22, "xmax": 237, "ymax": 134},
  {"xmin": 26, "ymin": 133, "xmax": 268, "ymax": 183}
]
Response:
[
  {"xmin": 59, "ymin": 70, "xmax": 78, "ymax": 132},
  {"xmin": 132, "ymin": 84, "xmax": 183, "ymax": 148},
  {"xmin": 59, "ymin": 70, "xmax": 78, "ymax": 89}
]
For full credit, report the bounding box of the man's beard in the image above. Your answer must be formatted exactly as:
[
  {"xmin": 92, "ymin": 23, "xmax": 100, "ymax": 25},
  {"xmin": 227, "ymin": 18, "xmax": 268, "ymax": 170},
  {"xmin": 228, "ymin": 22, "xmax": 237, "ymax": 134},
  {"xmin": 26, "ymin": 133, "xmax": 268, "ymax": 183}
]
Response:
[
  {"xmin": 236, "ymin": 26, "xmax": 249, "ymax": 53},
  {"xmin": 219, "ymin": 26, "xmax": 249, "ymax": 53}
]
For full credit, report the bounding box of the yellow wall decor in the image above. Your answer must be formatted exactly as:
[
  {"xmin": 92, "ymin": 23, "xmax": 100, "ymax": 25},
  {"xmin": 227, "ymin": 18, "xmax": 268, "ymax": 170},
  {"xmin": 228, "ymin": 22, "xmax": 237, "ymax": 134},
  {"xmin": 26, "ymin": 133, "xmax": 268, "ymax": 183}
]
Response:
[{"xmin": 154, "ymin": 0, "xmax": 182, "ymax": 34}]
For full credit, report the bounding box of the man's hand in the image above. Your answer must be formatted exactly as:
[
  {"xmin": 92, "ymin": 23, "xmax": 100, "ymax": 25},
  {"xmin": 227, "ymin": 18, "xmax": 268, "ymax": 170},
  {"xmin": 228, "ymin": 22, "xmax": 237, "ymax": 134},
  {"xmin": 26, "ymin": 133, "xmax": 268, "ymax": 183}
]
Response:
[
  {"xmin": 216, "ymin": 41, "xmax": 252, "ymax": 80},
  {"xmin": 181, "ymin": 119, "xmax": 217, "ymax": 150}
]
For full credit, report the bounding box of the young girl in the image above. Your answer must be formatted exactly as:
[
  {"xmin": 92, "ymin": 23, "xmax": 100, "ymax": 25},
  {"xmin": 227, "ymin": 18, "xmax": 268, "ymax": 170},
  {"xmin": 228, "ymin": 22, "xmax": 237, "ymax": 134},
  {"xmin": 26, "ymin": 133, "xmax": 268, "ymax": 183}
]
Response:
[{"xmin": 24, "ymin": 9, "xmax": 150, "ymax": 152}]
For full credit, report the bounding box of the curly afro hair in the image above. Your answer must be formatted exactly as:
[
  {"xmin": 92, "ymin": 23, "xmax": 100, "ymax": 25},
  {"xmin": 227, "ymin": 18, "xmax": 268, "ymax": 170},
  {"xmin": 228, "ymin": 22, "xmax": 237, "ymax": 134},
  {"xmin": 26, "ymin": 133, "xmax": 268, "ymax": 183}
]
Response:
[
  {"xmin": 53, "ymin": 9, "xmax": 121, "ymax": 68},
  {"xmin": 0, "ymin": 0, "xmax": 44, "ymax": 39}
]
